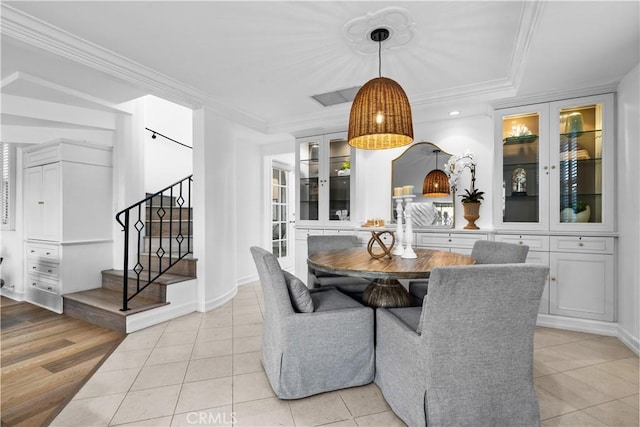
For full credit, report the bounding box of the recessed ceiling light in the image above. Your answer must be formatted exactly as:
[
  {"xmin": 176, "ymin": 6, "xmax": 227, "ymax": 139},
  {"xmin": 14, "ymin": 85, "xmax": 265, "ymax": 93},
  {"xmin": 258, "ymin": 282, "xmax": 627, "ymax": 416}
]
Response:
[{"xmin": 449, "ymin": 111, "xmax": 460, "ymax": 116}]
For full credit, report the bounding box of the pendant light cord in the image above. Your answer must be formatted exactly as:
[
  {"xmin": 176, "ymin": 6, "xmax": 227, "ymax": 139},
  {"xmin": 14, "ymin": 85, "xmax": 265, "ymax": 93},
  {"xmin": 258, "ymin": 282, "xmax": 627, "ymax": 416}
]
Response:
[{"xmin": 378, "ymin": 37, "xmax": 382, "ymax": 77}]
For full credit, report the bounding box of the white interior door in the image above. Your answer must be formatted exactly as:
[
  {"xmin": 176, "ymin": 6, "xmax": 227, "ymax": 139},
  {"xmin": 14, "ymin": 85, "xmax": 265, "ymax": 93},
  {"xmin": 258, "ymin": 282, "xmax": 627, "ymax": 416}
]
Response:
[{"xmin": 270, "ymin": 160, "xmax": 295, "ymax": 270}]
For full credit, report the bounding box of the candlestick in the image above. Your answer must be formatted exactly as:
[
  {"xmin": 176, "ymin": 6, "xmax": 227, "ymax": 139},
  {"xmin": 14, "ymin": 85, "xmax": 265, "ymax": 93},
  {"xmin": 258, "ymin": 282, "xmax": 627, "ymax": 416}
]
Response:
[
  {"xmin": 392, "ymin": 196, "xmax": 404, "ymax": 256},
  {"xmin": 402, "ymin": 195, "xmax": 417, "ymax": 259}
]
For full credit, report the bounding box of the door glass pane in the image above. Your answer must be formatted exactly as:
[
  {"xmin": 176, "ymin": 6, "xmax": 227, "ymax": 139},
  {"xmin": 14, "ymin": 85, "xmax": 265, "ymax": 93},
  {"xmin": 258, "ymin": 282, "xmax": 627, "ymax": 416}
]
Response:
[
  {"xmin": 272, "ymin": 165, "xmax": 290, "ymax": 258},
  {"xmin": 501, "ymin": 113, "xmax": 540, "ymax": 223},
  {"xmin": 558, "ymin": 103, "xmax": 602, "ymax": 223},
  {"xmin": 328, "ymin": 137, "xmax": 351, "ymax": 221},
  {"xmin": 298, "ymin": 140, "xmax": 319, "ymax": 221}
]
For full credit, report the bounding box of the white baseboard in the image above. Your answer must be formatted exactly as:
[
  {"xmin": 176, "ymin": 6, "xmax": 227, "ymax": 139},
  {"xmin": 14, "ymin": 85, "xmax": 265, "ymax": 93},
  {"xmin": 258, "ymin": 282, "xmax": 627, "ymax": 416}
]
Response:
[
  {"xmin": 617, "ymin": 325, "xmax": 640, "ymax": 356},
  {"xmin": 237, "ymin": 274, "xmax": 258, "ymax": 286},
  {"xmin": 126, "ymin": 299, "xmax": 198, "ymax": 333},
  {"xmin": 0, "ymin": 288, "xmax": 24, "ymax": 301},
  {"xmin": 537, "ymin": 314, "xmax": 618, "ymax": 337},
  {"xmin": 198, "ymin": 286, "xmax": 238, "ymax": 313},
  {"xmin": 126, "ymin": 279, "xmax": 198, "ymax": 333}
]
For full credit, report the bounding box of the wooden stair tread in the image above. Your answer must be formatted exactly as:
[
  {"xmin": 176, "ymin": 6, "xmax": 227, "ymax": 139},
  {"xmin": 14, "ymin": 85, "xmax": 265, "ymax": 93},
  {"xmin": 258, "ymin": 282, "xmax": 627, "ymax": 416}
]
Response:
[
  {"xmin": 63, "ymin": 288, "xmax": 168, "ymax": 315},
  {"xmin": 101, "ymin": 269, "xmax": 196, "ymax": 284}
]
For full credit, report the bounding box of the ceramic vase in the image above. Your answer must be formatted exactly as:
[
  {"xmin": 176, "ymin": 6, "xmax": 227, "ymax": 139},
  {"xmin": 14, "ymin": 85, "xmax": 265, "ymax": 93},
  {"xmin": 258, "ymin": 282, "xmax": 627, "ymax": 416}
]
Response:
[{"xmin": 463, "ymin": 202, "xmax": 481, "ymax": 230}]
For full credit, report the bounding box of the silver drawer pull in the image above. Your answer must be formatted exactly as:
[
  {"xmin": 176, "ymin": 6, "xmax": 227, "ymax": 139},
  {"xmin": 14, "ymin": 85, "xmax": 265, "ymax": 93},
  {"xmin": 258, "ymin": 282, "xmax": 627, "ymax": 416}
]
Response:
[
  {"xmin": 47, "ymin": 269, "xmax": 53, "ymax": 273},
  {"xmin": 30, "ymin": 250, "xmax": 35, "ymax": 253},
  {"xmin": 579, "ymin": 242, "xmax": 584, "ymax": 247},
  {"xmin": 46, "ymin": 252, "xmax": 51, "ymax": 255},
  {"xmin": 47, "ymin": 287, "xmax": 52, "ymax": 291},
  {"xmin": 519, "ymin": 241, "xmax": 523, "ymax": 245},
  {"xmin": 32, "ymin": 266, "xmax": 37, "ymax": 270},
  {"xmin": 32, "ymin": 283, "xmax": 37, "ymax": 286},
  {"xmin": 448, "ymin": 239, "xmax": 452, "ymax": 242},
  {"xmin": 38, "ymin": 201, "xmax": 44, "ymax": 205}
]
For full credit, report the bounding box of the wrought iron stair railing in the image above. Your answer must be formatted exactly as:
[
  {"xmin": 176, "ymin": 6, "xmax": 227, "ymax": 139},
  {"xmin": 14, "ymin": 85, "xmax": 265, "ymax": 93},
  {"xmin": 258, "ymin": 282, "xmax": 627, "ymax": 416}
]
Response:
[{"xmin": 115, "ymin": 175, "xmax": 193, "ymax": 311}]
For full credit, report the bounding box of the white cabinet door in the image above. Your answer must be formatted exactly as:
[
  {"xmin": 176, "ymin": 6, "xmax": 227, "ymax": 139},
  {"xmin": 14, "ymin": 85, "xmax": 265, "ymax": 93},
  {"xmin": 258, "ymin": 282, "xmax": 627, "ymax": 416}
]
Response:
[
  {"xmin": 25, "ymin": 166, "xmax": 44, "ymax": 238},
  {"xmin": 41, "ymin": 163, "xmax": 60, "ymax": 241},
  {"xmin": 524, "ymin": 250, "xmax": 550, "ymax": 314},
  {"xmin": 24, "ymin": 163, "xmax": 60, "ymax": 241},
  {"xmin": 549, "ymin": 252, "xmax": 614, "ymax": 321}
]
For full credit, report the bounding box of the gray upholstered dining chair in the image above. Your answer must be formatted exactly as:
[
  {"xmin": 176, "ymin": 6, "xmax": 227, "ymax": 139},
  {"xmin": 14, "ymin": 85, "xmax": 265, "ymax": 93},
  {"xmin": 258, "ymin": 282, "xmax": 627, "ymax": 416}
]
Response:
[
  {"xmin": 408, "ymin": 239, "xmax": 530, "ymax": 302},
  {"xmin": 376, "ymin": 263, "xmax": 549, "ymax": 427},
  {"xmin": 307, "ymin": 235, "xmax": 370, "ymax": 294},
  {"xmin": 250, "ymin": 246, "xmax": 375, "ymax": 399}
]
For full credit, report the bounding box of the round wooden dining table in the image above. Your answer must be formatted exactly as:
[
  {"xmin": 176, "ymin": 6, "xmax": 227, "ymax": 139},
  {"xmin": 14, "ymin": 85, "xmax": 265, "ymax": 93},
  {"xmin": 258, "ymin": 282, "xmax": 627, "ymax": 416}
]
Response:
[{"xmin": 308, "ymin": 247, "xmax": 475, "ymax": 308}]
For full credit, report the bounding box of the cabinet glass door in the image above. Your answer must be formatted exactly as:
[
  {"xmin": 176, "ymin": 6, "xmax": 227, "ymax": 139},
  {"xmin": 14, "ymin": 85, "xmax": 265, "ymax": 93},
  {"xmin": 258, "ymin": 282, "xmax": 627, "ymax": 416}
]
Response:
[
  {"xmin": 501, "ymin": 112, "xmax": 541, "ymax": 224},
  {"xmin": 298, "ymin": 138, "xmax": 320, "ymax": 221},
  {"xmin": 327, "ymin": 136, "xmax": 351, "ymax": 222},
  {"xmin": 557, "ymin": 103, "xmax": 603, "ymax": 224}
]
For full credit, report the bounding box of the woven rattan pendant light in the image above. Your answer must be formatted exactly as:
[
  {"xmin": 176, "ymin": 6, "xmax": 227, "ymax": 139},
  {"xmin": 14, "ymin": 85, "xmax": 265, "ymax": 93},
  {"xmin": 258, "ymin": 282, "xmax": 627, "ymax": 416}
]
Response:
[
  {"xmin": 423, "ymin": 149, "xmax": 451, "ymax": 197},
  {"xmin": 348, "ymin": 28, "xmax": 413, "ymax": 150}
]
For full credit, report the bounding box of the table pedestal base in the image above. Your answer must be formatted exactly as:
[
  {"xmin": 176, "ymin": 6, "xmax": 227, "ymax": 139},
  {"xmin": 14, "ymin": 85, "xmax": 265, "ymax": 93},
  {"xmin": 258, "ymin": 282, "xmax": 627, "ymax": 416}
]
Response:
[{"xmin": 363, "ymin": 279, "xmax": 411, "ymax": 308}]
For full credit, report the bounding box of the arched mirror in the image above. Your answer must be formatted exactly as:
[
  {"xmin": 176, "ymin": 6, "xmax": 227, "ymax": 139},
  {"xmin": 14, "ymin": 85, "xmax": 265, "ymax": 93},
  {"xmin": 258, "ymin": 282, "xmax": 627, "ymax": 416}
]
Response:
[{"xmin": 391, "ymin": 142, "xmax": 455, "ymax": 228}]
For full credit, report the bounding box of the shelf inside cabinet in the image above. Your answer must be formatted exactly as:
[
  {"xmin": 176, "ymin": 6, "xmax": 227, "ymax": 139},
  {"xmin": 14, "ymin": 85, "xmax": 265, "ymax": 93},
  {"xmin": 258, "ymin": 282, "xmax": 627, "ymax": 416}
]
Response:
[
  {"xmin": 503, "ymin": 135, "xmax": 538, "ymax": 145},
  {"xmin": 503, "ymin": 161, "xmax": 538, "ymax": 168}
]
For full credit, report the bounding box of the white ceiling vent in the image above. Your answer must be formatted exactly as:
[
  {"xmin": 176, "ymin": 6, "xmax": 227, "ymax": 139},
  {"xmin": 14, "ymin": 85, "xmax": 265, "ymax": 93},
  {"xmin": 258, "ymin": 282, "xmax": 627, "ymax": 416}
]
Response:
[{"xmin": 311, "ymin": 86, "xmax": 361, "ymax": 107}]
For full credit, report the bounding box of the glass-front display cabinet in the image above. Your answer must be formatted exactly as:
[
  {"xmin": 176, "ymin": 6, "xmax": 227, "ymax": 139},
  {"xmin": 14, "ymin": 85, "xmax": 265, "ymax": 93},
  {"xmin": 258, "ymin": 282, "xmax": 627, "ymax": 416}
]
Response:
[
  {"xmin": 296, "ymin": 132, "xmax": 355, "ymax": 226},
  {"xmin": 494, "ymin": 93, "xmax": 614, "ymax": 232},
  {"xmin": 549, "ymin": 94, "xmax": 614, "ymax": 232},
  {"xmin": 495, "ymin": 103, "xmax": 550, "ymax": 230}
]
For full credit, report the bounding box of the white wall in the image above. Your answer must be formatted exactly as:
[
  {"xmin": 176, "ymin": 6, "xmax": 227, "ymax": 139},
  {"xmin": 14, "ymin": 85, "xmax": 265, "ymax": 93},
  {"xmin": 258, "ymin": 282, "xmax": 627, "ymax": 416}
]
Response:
[
  {"xmin": 359, "ymin": 114, "xmax": 494, "ymax": 229},
  {"xmin": 144, "ymin": 95, "xmax": 193, "ymax": 193},
  {"xmin": 616, "ymin": 63, "xmax": 640, "ymax": 351},
  {"xmin": 193, "ymin": 107, "xmax": 239, "ymax": 311}
]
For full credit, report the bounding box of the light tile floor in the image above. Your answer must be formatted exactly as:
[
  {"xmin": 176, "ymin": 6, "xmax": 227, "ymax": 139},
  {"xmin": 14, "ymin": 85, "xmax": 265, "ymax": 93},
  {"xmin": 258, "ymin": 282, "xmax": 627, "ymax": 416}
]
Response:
[{"xmin": 53, "ymin": 282, "xmax": 639, "ymax": 427}]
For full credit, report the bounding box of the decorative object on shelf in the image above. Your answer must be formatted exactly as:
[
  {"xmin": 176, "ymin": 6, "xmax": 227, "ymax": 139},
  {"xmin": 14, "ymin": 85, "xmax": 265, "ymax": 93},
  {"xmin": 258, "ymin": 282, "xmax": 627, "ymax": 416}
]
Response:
[
  {"xmin": 367, "ymin": 231, "xmax": 395, "ymax": 259},
  {"xmin": 503, "ymin": 123, "xmax": 538, "ymax": 144},
  {"xmin": 445, "ymin": 150, "xmax": 484, "ymax": 230},
  {"xmin": 511, "ymin": 167, "xmax": 527, "ymax": 196},
  {"xmin": 423, "ymin": 149, "xmax": 451, "ymax": 197},
  {"xmin": 401, "ymin": 195, "xmax": 417, "ymax": 258},
  {"xmin": 412, "ymin": 202, "xmax": 437, "ymax": 227},
  {"xmin": 565, "ymin": 111, "xmax": 584, "ymax": 134},
  {"xmin": 338, "ymin": 161, "xmax": 351, "ymax": 176},
  {"xmin": 348, "ymin": 28, "xmax": 413, "ymax": 150},
  {"xmin": 392, "ymin": 196, "xmax": 405, "ymax": 256},
  {"xmin": 402, "ymin": 185, "xmax": 414, "ymax": 195},
  {"xmin": 560, "ymin": 202, "xmax": 591, "ymax": 223},
  {"xmin": 393, "ymin": 187, "xmax": 403, "ymax": 197},
  {"xmin": 336, "ymin": 209, "xmax": 349, "ymax": 221}
]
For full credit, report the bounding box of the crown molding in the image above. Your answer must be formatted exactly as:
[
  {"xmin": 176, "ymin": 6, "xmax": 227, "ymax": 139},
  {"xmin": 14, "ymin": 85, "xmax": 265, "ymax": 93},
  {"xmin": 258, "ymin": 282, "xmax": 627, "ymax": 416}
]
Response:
[
  {"xmin": 508, "ymin": 1, "xmax": 545, "ymax": 90},
  {"xmin": 491, "ymin": 83, "xmax": 618, "ymax": 110},
  {"xmin": 1, "ymin": 4, "xmax": 269, "ymax": 133}
]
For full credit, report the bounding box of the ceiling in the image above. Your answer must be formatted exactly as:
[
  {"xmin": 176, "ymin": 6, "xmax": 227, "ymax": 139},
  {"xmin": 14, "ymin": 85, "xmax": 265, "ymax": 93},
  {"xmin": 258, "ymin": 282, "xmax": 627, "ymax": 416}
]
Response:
[{"xmin": 2, "ymin": 1, "xmax": 639, "ymax": 135}]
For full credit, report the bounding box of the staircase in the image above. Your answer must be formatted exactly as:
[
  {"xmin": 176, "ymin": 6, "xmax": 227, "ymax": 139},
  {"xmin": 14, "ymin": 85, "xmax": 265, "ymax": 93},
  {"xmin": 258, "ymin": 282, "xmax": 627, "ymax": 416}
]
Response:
[{"xmin": 63, "ymin": 178, "xmax": 196, "ymax": 333}]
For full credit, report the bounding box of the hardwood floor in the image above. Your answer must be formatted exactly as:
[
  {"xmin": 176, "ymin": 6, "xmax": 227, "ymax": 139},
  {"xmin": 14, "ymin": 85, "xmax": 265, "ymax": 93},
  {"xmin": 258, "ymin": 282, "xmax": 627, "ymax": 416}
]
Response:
[{"xmin": 1, "ymin": 297, "xmax": 125, "ymax": 427}]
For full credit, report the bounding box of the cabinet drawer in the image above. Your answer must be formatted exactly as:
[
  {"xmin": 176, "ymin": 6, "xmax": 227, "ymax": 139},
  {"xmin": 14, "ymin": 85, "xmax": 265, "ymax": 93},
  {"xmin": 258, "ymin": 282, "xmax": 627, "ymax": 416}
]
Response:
[
  {"xmin": 27, "ymin": 275, "xmax": 59, "ymax": 294},
  {"xmin": 26, "ymin": 243, "xmax": 59, "ymax": 261},
  {"xmin": 27, "ymin": 260, "xmax": 59, "ymax": 278},
  {"xmin": 494, "ymin": 234, "xmax": 549, "ymax": 251},
  {"xmin": 416, "ymin": 232, "xmax": 487, "ymax": 249},
  {"xmin": 550, "ymin": 236, "xmax": 614, "ymax": 254}
]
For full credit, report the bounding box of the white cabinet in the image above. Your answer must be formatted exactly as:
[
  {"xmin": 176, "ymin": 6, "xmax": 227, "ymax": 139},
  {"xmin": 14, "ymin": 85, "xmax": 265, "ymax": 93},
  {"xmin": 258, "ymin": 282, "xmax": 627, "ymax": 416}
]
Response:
[
  {"xmin": 494, "ymin": 93, "xmax": 615, "ymax": 232},
  {"xmin": 549, "ymin": 236, "xmax": 615, "ymax": 321},
  {"xmin": 25, "ymin": 163, "xmax": 60, "ymax": 240},
  {"xmin": 294, "ymin": 227, "xmax": 356, "ymax": 282},
  {"xmin": 494, "ymin": 234, "xmax": 550, "ymax": 314},
  {"xmin": 296, "ymin": 132, "xmax": 356, "ymax": 226},
  {"xmin": 494, "ymin": 94, "xmax": 616, "ymax": 323},
  {"xmin": 23, "ymin": 139, "xmax": 114, "ymax": 312},
  {"xmin": 495, "ymin": 233, "xmax": 615, "ymax": 321}
]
